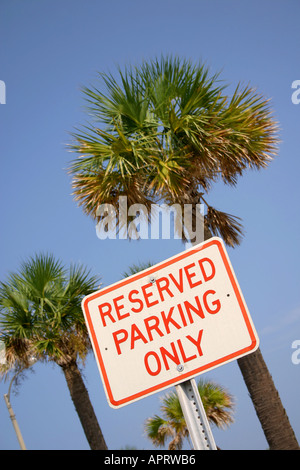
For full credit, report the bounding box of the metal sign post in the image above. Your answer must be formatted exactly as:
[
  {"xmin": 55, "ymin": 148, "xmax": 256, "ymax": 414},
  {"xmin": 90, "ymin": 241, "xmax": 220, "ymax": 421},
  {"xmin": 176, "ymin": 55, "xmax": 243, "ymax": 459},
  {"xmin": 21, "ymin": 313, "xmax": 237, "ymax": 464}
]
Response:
[
  {"xmin": 176, "ymin": 378, "xmax": 217, "ymax": 450},
  {"xmin": 175, "ymin": 235, "xmax": 217, "ymax": 451}
]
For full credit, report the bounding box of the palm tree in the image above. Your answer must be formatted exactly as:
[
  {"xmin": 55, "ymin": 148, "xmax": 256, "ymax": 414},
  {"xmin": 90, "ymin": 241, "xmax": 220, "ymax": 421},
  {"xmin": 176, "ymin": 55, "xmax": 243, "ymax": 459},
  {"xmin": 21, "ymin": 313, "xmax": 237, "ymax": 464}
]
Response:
[
  {"xmin": 145, "ymin": 378, "xmax": 234, "ymax": 450},
  {"xmin": 0, "ymin": 253, "xmax": 107, "ymax": 450},
  {"xmin": 122, "ymin": 261, "xmax": 153, "ymax": 278},
  {"xmin": 68, "ymin": 55, "xmax": 299, "ymax": 449}
]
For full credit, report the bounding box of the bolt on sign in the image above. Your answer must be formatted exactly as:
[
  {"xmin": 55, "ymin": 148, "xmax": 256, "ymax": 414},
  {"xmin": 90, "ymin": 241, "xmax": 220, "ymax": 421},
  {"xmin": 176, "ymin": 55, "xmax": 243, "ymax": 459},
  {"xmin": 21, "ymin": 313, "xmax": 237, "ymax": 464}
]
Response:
[{"xmin": 82, "ymin": 237, "xmax": 259, "ymax": 408}]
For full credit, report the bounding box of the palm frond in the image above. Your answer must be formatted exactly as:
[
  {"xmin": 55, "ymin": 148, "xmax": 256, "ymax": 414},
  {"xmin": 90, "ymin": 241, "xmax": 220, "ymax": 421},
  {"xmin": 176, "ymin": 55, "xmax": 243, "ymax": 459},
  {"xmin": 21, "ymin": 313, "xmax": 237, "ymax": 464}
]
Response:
[
  {"xmin": 197, "ymin": 378, "xmax": 235, "ymax": 429},
  {"xmin": 205, "ymin": 206, "xmax": 244, "ymax": 247},
  {"xmin": 144, "ymin": 415, "xmax": 174, "ymax": 448},
  {"xmin": 122, "ymin": 261, "xmax": 153, "ymax": 278}
]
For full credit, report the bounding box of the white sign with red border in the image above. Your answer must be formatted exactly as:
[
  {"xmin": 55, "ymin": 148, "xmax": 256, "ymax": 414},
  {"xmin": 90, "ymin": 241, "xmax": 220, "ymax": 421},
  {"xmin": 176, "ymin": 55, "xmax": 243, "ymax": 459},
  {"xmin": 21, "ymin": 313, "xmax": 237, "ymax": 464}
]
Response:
[{"xmin": 82, "ymin": 237, "xmax": 259, "ymax": 408}]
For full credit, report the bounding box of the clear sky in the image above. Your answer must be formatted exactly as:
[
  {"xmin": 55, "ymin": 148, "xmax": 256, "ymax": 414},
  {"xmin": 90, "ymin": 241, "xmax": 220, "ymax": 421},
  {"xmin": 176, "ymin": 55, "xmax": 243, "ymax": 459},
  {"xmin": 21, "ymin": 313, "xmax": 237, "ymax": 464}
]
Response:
[{"xmin": 0, "ymin": 0, "xmax": 299, "ymax": 450}]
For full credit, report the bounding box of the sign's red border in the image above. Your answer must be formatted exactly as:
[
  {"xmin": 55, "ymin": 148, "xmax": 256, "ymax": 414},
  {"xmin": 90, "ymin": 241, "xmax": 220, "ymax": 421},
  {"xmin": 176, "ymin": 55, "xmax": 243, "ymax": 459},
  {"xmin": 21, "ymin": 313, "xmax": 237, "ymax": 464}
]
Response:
[{"xmin": 82, "ymin": 238, "xmax": 258, "ymax": 407}]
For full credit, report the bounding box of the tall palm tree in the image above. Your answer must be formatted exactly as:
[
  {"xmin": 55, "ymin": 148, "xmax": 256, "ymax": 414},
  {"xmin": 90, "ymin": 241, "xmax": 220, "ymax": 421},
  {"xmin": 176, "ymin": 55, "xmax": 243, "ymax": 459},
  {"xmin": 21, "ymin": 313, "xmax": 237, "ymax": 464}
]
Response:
[
  {"xmin": 0, "ymin": 253, "xmax": 107, "ymax": 450},
  {"xmin": 68, "ymin": 56, "xmax": 299, "ymax": 449},
  {"xmin": 145, "ymin": 378, "xmax": 234, "ymax": 450}
]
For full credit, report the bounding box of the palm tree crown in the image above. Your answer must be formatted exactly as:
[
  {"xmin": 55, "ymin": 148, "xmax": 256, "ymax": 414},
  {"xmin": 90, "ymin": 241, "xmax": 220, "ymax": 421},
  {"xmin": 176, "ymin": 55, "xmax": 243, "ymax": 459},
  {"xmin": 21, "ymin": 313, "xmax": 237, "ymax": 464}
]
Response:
[
  {"xmin": 145, "ymin": 378, "xmax": 234, "ymax": 450},
  {"xmin": 0, "ymin": 253, "xmax": 107, "ymax": 450},
  {"xmin": 69, "ymin": 55, "xmax": 278, "ymax": 246},
  {"xmin": 0, "ymin": 253, "xmax": 99, "ymax": 369}
]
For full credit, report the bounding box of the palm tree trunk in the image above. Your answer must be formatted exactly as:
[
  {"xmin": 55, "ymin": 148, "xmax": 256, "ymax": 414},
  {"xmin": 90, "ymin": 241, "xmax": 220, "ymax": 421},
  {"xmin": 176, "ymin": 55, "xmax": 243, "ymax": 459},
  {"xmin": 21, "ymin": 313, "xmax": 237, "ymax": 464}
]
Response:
[
  {"xmin": 190, "ymin": 210, "xmax": 299, "ymax": 450},
  {"xmin": 237, "ymin": 348, "xmax": 299, "ymax": 450},
  {"xmin": 60, "ymin": 361, "xmax": 108, "ymax": 450}
]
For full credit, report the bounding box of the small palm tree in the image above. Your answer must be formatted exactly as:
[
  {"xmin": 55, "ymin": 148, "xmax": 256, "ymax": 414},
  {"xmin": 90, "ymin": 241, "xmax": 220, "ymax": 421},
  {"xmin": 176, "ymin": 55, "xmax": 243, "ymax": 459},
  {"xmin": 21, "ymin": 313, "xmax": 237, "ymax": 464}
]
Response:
[
  {"xmin": 0, "ymin": 253, "xmax": 107, "ymax": 450},
  {"xmin": 145, "ymin": 378, "xmax": 234, "ymax": 450},
  {"xmin": 122, "ymin": 261, "xmax": 153, "ymax": 278}
]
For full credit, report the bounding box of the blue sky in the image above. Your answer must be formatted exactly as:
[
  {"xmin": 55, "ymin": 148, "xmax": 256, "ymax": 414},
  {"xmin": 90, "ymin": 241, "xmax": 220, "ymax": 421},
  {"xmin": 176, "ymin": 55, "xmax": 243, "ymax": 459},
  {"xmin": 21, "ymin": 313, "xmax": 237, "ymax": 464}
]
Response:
[{"xmin": 0, "ymin": 0, "xmax": 299, "ymax": 450}]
